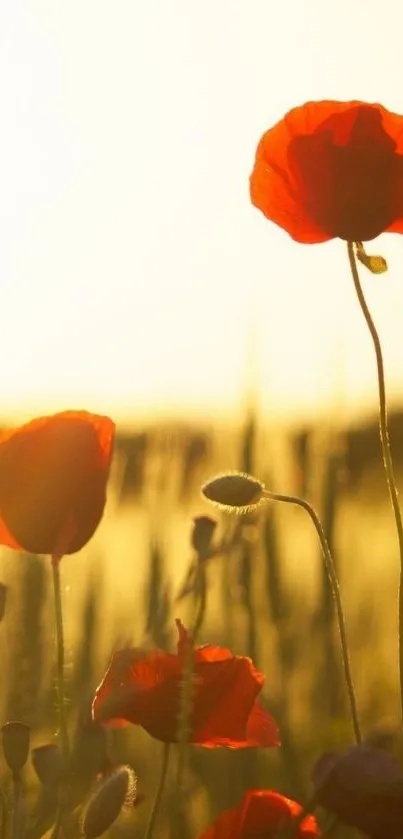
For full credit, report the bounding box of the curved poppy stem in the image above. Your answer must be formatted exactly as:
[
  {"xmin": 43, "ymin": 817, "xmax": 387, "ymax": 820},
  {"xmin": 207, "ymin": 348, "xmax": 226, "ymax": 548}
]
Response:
[
  {"xmin": 190, "ymin": 563, "xmax": 207, "ymax": 643},
  {"xmin": 263, "ymin": 490, "xmax": 361, "ymax": 744},
  {"xmin": 11, "ymin": 773, "xmax": 24, "ymax": 839},
  {"xmin": 347, "ymin": 240, "xmax": 403, "ymax": 721},
  {"xmin": 143, "ymin": 743, "xmax": 170, "ymax": 839},
  {"xmin": 51, "ymin": 559, "xmax": 70, "ymax": 760}
]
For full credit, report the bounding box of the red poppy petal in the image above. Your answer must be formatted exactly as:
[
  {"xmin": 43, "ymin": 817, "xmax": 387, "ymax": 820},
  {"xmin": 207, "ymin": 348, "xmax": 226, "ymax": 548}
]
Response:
[
  {"xmin": 387, "ymin": 217, "xmax": 403, "ymax": 233},
  {"xmin": 175, "ymin": 618, "xmax": 234, "ymax": 663},
  {"xmin": 250, "ymin": 149, "xmax": 330, "ymax": 243},
  {"xmin": 237, "ymin": 790, "xmax": 299, "ymax": 836},
  {"xmin": 245, "ymin": 700, "xmax": 280, "ymax": 747},
  {"xmin": 288, "ymin": 107, "xmax": 403, "ymax": 242},
  {"xmin": 0, "ymin": 516, "xmax": 23, "ymax": 551},
  {"xmin": 94, "ymin": 625, "xmax": 278, "ymax": 748},
  {"xmin": 375, "ymin": 106, "xmax": 403, "ymax": 152},
  {"xmin": 197, "ymin": 791, "xmax": 319, "ymax": 839},
  {"xmin": 0, "ymin": 411, "xmax": 115, "ymax": 555},
  {"xmin": 250, "ymin": 101, "xmax": 360, "ymax": 243},
  {"xmin": 238, "ymin": 790, "xmax": 319, "ymax": 838},
  {"xmin": 197, "ymin": 701, "xmax": 279, "ymax": 749},
  {"xmin": 192, "ymin": 657, "xmax": 266, "ymax": 746},
  {"xmin": 92, "ymin": 646, "xmax": 180, "ymax": 734},
  {"xmin": 197, "ymin": 808, "xmax": 238, "ymax": 839},
  {"xmin": 250, "ymin": 99, "xmax": 403, "ymax": 243},
  {"xmin": 194, "ymin": 645, "xmax": 235, "ymax": 663}
]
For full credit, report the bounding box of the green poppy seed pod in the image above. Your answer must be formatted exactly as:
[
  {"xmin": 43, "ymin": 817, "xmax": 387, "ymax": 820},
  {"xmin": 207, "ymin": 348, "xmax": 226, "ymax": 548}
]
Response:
[
  {"xmin": 31, "ymin": 744, "xmax": 64, "ymax": 785},
  {"xmin": 82, "ymin": 766, "xmax": 137, "ymax": 839},
  {"xmin": 191, "ymin": 516, "xmax": 217, "ymax": 558},
  {"xmin": 1, "ymin": 722, "xmax": 30, "ymax": 774},
  {"xmin": 201, "ymin": 472, "xmax": 265, "ymax": 513}
]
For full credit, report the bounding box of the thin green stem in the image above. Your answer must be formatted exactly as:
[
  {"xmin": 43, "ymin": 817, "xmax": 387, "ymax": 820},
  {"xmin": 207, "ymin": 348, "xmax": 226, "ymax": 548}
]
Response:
[
  {"xmin": 51, "ymin": 560, "xmax": 69, "ymax": 760},
  {"xmin": 143, "ymin": 743, "xmax": 170, "ymax": 839},
  {"xmin": 50, "ymin": 559, "xmax": 70, "ymax": 839},
  {"xmin": 191, "ymin": 565, "xmax": 207, "ymax": 642},
  {"xmin": 0, "ymin": 784, "xmax": 8, "ymax": 839},
  {"xmin": 11, "ymin": 774, "xmax": 24, "ymax": 839},
  {"xmin": 263, "ymin": 490, "xmax": 361, "ymax": 743},
  {"xmin": 176, "ymin": 563, "xmax": 207, "ymax": 786},
  {"xmin": 347, "ymin": 241, "xmax": 403, "ymax": 721}
]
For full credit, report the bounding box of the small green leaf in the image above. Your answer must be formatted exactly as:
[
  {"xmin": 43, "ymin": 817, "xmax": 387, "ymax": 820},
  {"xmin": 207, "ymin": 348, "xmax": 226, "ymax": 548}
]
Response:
[{"xmin": 356, "ymin": 243, "xmax": 388, "ymax": 274}]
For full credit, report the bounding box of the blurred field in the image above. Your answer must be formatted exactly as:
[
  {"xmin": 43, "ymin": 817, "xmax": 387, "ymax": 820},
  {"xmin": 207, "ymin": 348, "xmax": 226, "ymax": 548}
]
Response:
[{"xmin": 1, "ymin": 408, "xmax": 403, "ymax": 837}]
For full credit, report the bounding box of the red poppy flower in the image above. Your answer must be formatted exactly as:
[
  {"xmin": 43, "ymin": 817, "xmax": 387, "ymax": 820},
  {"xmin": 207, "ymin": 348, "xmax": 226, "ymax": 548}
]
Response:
[
  {"xmin": 198, "ymin": 789, "xmax": 319, "ymax": 839},
  {"xmin": 313, "ymin": 745, "xmax": 403, "ymax": 839},
  {"xmin": 0, "ymin": 411, "xmax": 115, "ymax": 556},
  {"xmin": 92, "ymin": 619, "xmax": 279, "ymax": 748},
  {"xmin": 250, "ymin": 100, "xmax": 403, "ymax": 243}
]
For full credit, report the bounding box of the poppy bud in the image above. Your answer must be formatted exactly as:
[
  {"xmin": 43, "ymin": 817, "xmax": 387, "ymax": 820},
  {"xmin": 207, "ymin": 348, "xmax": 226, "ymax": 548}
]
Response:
[
  {"xmin": 70, "ymin": 721, "xmax": 109, "ymax": 781},
  {"xmin": 82, "ymin": 766, "xmax": 137, "ymax": 839},
  {"xmin": 0, "ymin": 584, "xmax": 8, "ymax": 622},
  {"xmin": 201, "ymin": 472, "xmax": 265, "ymax": 513},
  {"xmin": 1, "ymin": 722, "xmax": 30, "ymax": 774},
  {"xmin": 31, "ymin": 744, "xmax": 64, "ymax": 785},
  {"xmin": 312, "ymin": 745, "xmax": 403, "ymax": 838},
  {"xmin": 191, "ymin": 516, "xmax": 217, "ymax": 558}
]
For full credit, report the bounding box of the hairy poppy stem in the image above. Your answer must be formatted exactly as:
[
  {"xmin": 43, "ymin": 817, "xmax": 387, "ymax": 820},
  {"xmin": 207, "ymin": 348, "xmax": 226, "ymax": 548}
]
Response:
[
  {"xmin": 49, "ymin": 558, "xmax": 70, "ymax": 839},
  {"xmin": 263, "ymin": 490, "xmax": 361, "ymax": 744},
  {"xmin": 347, "ymin": 240, "xmax": 403, "ymax": 722},
  {"xmin": 51, "ymin": 559, "xmax": 70, "ymax": 759},
  {"xmin": 191, "ymin": 563, "xmax": 207, "ymax": 642},
  {"xmin": 11, "ymin": 773, "xmax": 24, "ymax": 839},
  {"xmin": 143, "ymin": 743, "xmax": 170, "ymax": 839},
  {"xmin": 176, "ymin": 562, "xmax": 207, "ymax": 788}
]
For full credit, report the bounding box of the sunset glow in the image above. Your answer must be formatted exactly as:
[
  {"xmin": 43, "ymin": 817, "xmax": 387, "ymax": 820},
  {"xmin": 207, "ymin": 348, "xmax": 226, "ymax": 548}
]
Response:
[{"xmin": 1, "ymin": 1, "xmax": 403, "ymax": 425}]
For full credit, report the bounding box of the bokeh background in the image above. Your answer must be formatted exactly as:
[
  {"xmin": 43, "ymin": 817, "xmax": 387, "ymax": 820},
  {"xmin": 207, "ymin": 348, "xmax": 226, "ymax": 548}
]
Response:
[{"xmin": 1, "ymin": 1, "xmax": 403, "ymax": 837}]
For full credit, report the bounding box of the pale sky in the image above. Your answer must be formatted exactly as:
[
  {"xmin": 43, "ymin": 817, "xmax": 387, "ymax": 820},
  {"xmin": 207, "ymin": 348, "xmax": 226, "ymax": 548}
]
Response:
[{"xmin": 1, "ymin": 0, "xmax": 403, "ymax": 425}]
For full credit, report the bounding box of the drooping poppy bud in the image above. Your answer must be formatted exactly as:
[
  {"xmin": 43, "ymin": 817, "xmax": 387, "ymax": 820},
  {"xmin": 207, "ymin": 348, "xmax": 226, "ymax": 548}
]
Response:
[
  {"xmin": 201, "ymin": 472, "xmax": 265, "ymax": 513},
  {"xmin": 82, "ymin": 765, "xmax": 137, "ymax": 839},
  {"xmin": 31, "ymin": 744, "xmax": 64, "ymax": 785},
  {"xmin": 191, "ymin": 516, "xmax": 217, "ymax": 558},
  {"xmin": 1, "ymin": 722, "xmax": 30, "ymax": 774},
  {"xmin": 312, "ymin": 745, "xmax": 403, "ymax": 838}
]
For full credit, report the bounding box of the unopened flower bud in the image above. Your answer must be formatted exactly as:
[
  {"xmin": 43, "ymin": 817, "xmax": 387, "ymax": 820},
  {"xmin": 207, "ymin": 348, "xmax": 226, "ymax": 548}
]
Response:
[
  {"xmin": 201, "ymin": 472, "xmax": 265, "ymax": 513},
  {"xmin": 31, "ymin": 744, "xmax": 64, "ymax": 785},
  {"xmin": 191, "ymin": 516, "xmax": 217, "ymax": 558},
  {"xmin": 82, "ymin": 765, "xmax": 137, "ymax": 839},
  {"xmin": 1, "ymin": 722, "xmax": 30, "ymax": 774},
  {"xmin": 70, "ymin": 721, "xmax": 108, "ymax": 779}
]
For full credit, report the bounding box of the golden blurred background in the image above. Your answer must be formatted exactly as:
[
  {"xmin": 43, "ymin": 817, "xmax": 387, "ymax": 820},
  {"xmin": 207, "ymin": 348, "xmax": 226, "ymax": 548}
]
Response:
[
  {"xmin": 0, "ymin": 409, "xmax": 402, "ymax": 838},
  {"xmin": 1, "ymin": 2, "xmax": 403, "ymax": 836}
]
